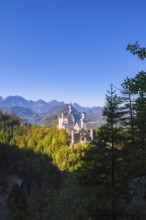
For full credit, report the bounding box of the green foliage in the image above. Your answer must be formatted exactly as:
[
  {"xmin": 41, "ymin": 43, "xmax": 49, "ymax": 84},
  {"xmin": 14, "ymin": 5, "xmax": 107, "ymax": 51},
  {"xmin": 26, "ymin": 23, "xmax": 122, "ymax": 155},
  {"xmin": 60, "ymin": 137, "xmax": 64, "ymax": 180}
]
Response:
[
  {"xmin": 0, "ymin": 112, "xmax": 21, "ymax": 144},
  {"xmin": 127, "ymin": 42, "xmax": 146, "ymax": 60},
  {"xmin": 121, "ymin": 72, "xmax": 146, "ymax": 165}
]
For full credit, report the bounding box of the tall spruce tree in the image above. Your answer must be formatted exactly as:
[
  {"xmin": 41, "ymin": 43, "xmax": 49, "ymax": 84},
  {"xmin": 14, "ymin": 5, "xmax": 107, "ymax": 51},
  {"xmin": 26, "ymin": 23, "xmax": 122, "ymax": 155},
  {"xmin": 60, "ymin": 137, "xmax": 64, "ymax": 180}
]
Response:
[
  {"xmin": 99, "ymin": 84, "xmax": 124, "ymax": 220},
  {"xmin": 121, "ymin": 77, "xmax": 136, "ymax": 145},
  {"xmin": 129, "ymin": 72, "xmax": 146, "ymax": 164},
  {"xmin": 126, "ymin": 43, "xmax": 146, "ymax": 165}
]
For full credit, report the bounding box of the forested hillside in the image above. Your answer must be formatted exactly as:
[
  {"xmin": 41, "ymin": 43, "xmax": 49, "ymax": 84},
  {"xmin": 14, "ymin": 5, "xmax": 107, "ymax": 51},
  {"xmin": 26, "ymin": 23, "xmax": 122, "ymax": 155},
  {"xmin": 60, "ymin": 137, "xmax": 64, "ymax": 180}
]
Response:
[{"xmin": 0, "ymin": 43, "xmax": 146, "ymax": 219}]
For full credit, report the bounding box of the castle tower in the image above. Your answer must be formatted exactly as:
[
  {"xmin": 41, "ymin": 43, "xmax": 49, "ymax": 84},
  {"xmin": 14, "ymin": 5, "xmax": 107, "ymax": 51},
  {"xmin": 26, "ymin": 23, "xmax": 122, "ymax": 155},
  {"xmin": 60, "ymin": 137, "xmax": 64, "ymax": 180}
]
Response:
[
  {"xmin": 69, "ymin": 103, "xmax": 73, "ymax": 114},
  {"xmin": 71, "ymin": 129, "xmax": 75, "ymax": 145},
  {"xmin": 80, "ymin": 112, "xmax": 87, "ymax": 130},
  {"xmin": 58, "ymin": 113, "xmax": 65, "ymax": 129},
  {"xmin": 90, "ymin": 128, "xmax": 94, "ymax": 141}
]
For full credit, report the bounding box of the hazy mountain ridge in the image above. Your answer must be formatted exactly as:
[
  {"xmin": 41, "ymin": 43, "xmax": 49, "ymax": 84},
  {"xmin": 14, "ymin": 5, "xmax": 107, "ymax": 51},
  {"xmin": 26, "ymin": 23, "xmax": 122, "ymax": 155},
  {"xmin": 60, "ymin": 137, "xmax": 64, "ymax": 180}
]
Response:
[
  {"xmin": 0, "ymin": 96, "xmax": 103, "ymax": 127},
  {"xmin": 0, "ymin": 106, "xmax": 40, "ymax": 124},
  {"xmin": 0, "ymin": 96, "xmax": 64, "ymax": 114},
  {"xmin": 0, "ymin": 96, "xmax": 4, "ymax": 102},
  {"xmin": 73, "ymin": 103, "xmax": 102, "ymax": 113}
]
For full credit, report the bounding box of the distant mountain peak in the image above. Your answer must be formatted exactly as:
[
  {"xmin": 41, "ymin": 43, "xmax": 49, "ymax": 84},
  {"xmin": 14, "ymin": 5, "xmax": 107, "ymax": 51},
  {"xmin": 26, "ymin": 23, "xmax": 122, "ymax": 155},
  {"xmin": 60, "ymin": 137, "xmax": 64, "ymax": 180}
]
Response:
[
  {"xmin": 6, "ymin": 95, "xmax": 26, "ymax": 99},
  {"xmin": 0, "ymin": 96, "xmax": 66, "ymax": 114},
  {"xmin": 0, "ymin": 96, "xmax": 3, "ymax": 102},
  {"xmin": 36, "ymin": 99, "xmax": 46, "ymax": 103},
  {"xmin": 48, "ymin": 100, "xmax": 63, "ymax": 104}
]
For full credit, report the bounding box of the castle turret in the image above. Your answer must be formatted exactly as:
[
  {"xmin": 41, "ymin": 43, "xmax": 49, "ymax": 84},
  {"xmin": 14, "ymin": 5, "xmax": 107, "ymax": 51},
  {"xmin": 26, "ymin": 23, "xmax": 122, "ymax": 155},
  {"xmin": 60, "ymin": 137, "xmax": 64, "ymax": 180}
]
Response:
[
  {"xmin": 81, "ymin": 112, "xmax": 87, "ymax": 129},
  {"xmin": 90, "ymin": 128, "xmax": 94, "ymax": 141},
  {"xmin": 58, "ymin": 112, "xmax": 65, "ymax": 129},
  {"xmin": 69, "ymin": 103, "xmax": 73, "ymax": 114},
  {"xmin": 81, "ymin": 112, "xmax": 86, "ymax": 119},
  {"xmin": 71, "ymin": 130, "xmax": 75, "ymax": 145}
]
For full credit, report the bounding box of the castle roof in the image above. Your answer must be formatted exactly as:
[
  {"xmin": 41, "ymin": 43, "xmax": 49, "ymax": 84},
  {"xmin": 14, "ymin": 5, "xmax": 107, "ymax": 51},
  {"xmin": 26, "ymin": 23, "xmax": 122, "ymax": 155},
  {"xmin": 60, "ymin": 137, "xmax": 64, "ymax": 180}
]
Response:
[{"xmin": 63, "ymin": 104, "xmax": 81, "ymax": 123}]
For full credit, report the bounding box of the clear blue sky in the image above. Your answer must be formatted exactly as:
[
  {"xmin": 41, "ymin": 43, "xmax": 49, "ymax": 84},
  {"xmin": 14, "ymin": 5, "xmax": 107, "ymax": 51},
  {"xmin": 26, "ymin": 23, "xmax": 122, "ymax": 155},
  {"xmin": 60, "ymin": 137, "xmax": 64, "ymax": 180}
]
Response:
[{"xmin": 0, "ymin": 0, "xmax": 146, "ymax": 107}]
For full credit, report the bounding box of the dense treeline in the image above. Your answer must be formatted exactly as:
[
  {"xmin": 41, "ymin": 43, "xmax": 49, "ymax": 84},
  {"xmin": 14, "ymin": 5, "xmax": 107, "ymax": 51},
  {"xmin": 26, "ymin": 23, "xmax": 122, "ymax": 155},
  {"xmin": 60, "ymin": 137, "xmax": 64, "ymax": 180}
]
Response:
[
  {"xmin": 83, "ymin": 43, "xmax": 146, "ymax": 219},
  {"xmin": 0, "ymin": 111, "xmax": 92, "ymax": 219},
  {"xmin": 0, "ymin": 43, "xmax": 146, "ymax": 219},
  {"xmin": 0, "ymin": 111, "xmax": 90, "ymax": 172}
]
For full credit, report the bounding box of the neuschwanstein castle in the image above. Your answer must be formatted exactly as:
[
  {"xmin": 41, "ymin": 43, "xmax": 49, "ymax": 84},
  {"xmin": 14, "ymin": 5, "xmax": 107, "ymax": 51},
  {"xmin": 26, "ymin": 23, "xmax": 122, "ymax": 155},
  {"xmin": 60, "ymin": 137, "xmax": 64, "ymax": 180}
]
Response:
[{"xmin": 58, "ymin": 104, "xmax": 94, "ymax": 145}]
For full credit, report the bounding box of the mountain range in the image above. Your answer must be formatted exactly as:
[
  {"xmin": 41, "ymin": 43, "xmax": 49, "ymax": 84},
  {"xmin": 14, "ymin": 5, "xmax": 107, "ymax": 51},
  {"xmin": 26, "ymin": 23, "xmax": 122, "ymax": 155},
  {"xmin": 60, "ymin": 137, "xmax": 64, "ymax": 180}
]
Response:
[{"xmin": 0, "ymin": 96, "xmax": 103, "ymax": 127}]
